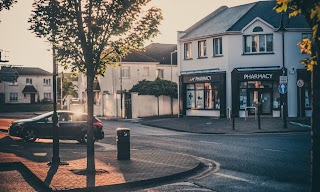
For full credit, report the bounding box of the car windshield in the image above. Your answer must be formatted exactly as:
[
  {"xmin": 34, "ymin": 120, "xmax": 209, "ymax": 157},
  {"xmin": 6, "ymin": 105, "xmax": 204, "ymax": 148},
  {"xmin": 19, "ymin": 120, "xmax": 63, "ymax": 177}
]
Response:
[{"xmin": 31, "ymin": 112, "xmax": 53, "ymax": 120}]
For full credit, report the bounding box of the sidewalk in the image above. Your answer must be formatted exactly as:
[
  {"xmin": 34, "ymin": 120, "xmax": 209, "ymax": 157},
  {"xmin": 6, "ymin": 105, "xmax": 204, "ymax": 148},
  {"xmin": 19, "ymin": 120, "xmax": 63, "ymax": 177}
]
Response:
[
  {"xmin": 0, "ymin": 132, "xmax": 201, "ymax": 191},
  {"xmin": 140, "ymin": 116, "xmax": 311, "ymax": 134}
]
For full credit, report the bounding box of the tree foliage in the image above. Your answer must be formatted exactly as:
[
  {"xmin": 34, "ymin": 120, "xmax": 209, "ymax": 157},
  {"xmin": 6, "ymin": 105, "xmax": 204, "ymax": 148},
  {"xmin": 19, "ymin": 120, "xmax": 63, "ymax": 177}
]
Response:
[
  {"xmin": 275, "ymin": 0, "xmax": 320, "ymax": 71},
  {"xmin": 0, "ymin": 0, "xmax": 16, "ymax": 12},
  {"xmin": 130, "ymin": 78, "xmax": 178, "ymax": 98},
  {"xmin": 28, "ymin": 0, "xmax": 163, "ymax": 76},
  {"xmin": 57, "ymin": 76, "xmax": 78, "ymax": 99}
]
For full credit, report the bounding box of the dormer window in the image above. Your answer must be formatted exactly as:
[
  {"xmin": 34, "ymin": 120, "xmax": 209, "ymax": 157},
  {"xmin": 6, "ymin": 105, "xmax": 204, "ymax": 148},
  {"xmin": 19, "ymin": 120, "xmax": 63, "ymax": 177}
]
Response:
[{"xmin": 253, "ymin": 26, "xmax": 263, "ymax": 32}]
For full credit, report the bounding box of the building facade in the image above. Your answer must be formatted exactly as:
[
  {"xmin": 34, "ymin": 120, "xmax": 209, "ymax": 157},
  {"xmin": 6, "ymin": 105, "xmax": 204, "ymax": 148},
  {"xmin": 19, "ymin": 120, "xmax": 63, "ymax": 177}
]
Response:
[
  {"xmin": 0, "ymin": 67, "xmax": 53, "ymax": 104},
  {"xmin": 177, "ymin": 1, "xmax": 311, "ymax": 118},
  {"xmin": 78, "ymin": 43, "xmax": 178, "ymax": 117}
]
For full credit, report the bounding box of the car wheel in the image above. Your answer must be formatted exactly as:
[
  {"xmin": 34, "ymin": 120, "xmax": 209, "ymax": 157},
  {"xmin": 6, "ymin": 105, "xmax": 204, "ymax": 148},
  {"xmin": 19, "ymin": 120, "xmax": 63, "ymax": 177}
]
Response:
[
  {"xmin": 22, "ymin": 128, "xmax": 37, "ymax": 143},
  {"xmin": 81, "ymin": 132, "xmax": 95, "ymax": 144}
]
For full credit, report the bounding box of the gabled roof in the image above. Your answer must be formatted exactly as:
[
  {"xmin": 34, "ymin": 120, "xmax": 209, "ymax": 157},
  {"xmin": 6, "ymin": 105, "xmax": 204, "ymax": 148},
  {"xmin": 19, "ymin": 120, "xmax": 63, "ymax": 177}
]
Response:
[
  {"xmin": 22, "ymin": 85, "xmax": 38, "ymax": 93},
  {"xmin": 12, "ymin": 67, "xmax": 52, "ymax": 76},
  {"xmin": 121, "ymin": 43, "xmax": 178, "ymax": 65},
  {"xmin": 180, "ymin": 1, "xmax": 309, "ymax": 40}
]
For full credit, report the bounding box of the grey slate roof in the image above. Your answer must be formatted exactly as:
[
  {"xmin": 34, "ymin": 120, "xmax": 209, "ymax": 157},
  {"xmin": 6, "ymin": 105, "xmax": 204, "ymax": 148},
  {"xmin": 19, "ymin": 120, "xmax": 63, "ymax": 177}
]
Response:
[
  {"xmin": 122, "ymin": 43, "xmax": 177, "ymax": 65},
  {"xmin": 180, "ymin": 1, "xmax": 309, "ymax": 40},
  {"xmin": 22, "ymin": 85, "xmax": 38, "ymax": 93},
  {"xmin": 12, "ymin": 67, "xmax": 52, "ymax": 76}
]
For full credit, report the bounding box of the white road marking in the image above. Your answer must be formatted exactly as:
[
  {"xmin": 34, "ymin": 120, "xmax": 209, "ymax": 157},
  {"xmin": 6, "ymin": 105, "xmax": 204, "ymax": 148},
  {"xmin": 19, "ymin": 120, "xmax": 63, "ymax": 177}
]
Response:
[
  {"xmin": 264, "ymin": 148, "xmax": 286, "ymax": 153},
  {"xmin": 94, "ymin": 142, "xmax": 116, "ymax": 150},
  {"xmin": 214, "ymin": 172, "xmax": 255, "ymax": 184},
  {"xmin": 199, "ymin": 141, "xmax": 222, "ymax": 145},
  {"xmin": 290, "ymin": 122, "xmax": 311, "ymax": 128}
]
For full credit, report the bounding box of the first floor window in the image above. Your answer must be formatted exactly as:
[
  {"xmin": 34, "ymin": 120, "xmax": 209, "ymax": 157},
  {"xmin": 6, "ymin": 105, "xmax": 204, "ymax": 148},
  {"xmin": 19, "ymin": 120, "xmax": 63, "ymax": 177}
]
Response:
[
  {"xmin": 43, "ymin": 79, "xmax": 51, "ymax": 85},
  {"xmin": 198, "ymin": 40, "xmax": 207, "ymax": 58},
  {"xmin": 10, "ymin": 93, "xmax": 18, "ymax": 101},
  {"xmin": 244, "ymin": 34, "xmax": 273, "ymax": 53},
  {"xmin": 121, "ymin": 66, "xmax": 130, "ymax": 78},
  {"xmin": 9, "ymin": 80, "xmax": 18, "ymax": 86},
  {"xmin": 143, "ymin": 67, "xmax": 149, "ymax": 76},
  {"xmin": 184, "ymin": 42, "xmax": 192, "ymax": 59},
  {"xmin": 26, "ymin": 78, "xmax": 32, "ymax": 85},
  {"xmin": 186, "ymin": 83, "xmax": 220, "ymax": 110},
  {"xmin": 213, "ymin": 38, "xmax": 223, "ymax": 56},
  {"xmin": 156, "ymin": 69, "xmax": 164, "ymax": 79}
]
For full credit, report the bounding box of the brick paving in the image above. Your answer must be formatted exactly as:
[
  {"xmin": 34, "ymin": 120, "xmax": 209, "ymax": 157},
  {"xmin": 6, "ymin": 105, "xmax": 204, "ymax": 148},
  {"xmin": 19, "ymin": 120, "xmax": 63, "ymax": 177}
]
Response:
[{"xmin": 0, "ymin": 132, "xmax": 200, "ymax": 191}]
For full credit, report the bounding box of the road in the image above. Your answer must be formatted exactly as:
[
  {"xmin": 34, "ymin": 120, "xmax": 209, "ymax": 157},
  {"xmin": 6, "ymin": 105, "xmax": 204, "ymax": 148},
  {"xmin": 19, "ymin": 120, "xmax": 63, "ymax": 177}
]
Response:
[{"xmin": 100, "ymin": 120, "xmax": 311, "ymax": 192}]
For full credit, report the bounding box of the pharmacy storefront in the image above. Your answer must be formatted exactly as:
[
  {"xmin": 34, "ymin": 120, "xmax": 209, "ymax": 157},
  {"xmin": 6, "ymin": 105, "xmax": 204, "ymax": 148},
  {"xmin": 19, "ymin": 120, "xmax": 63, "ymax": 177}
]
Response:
[
  {"xmin": 231, "ymin": 68, "xmax": 283, "ymax": 117},
  {"xmin": 179, "ymin": 72, "xmax": 226, "ymax": 117}
]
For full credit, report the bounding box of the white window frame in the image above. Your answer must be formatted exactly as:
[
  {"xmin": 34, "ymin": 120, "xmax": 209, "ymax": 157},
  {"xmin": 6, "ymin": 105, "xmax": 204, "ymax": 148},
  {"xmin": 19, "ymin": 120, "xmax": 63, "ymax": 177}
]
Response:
[
  {"xmin": 9, "ymin": 80, "xmax": 18, "ymax": 86},
  {"xmin": 10, "ymin": 93, "xmax": 18, "ymax": 101},
  {"xmin": 213, "ymin": 38, "xmax": 223, "ymax": 56},
  {"xmin": 26, "ymin": 78, "xmax": 33, "ymax": 85},
  {"xmin": 244, "ymin": 34, "xmax": 273, "ymax": 54},
  {"xmin": 43, "ymin": 78, "xmax": 51, "ymax": 85},
  {"xmin": 156, "ymin": 69, "xmax": 164, "ymax": 79},
  {"xmin": 121, "ymin": 66, "xmax": 130, "ymax": 78},
  {"xmin": 44, "ymin": 92, "xmax": 52, "ymax": 99},
  {"xmin": 184, "ymin": 42, "xmax": 192, "ymax": 59},
  {"xmin": 198, "ymin": 40, "xmax": 207, "ymax": 58},
  {"xmin": 143, "ymin": 67, "xmax": 149, "ymax": 76}
]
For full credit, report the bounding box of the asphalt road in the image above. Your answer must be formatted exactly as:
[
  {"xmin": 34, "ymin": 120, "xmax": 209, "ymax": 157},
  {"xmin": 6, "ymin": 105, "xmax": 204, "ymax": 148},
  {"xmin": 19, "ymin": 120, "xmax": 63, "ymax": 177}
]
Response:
[{"xmin": 101, "ymin": 120, "xmax": 311, "ymax": 192}]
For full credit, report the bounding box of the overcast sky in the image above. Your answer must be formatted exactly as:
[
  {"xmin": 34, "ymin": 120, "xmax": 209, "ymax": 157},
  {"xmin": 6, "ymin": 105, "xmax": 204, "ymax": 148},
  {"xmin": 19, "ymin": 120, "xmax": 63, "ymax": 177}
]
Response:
[{"xmin": 0, "ymin": 0, "xmax": 259, "ymax": 72}]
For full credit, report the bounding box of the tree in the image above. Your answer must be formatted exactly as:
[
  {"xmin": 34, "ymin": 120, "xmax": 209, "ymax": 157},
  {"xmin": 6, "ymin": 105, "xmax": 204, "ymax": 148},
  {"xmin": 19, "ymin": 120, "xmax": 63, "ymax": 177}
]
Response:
[
  {"xmin": 29, "ymin": 0, "xmax": 162, "ymax": 173},
  {"xmin": 57, "ymin": 75, "xmax": 78, "ymax": 107},
  {"xmin": 275, "ymin": 1, "xmax": 320, "ymax": 191}
]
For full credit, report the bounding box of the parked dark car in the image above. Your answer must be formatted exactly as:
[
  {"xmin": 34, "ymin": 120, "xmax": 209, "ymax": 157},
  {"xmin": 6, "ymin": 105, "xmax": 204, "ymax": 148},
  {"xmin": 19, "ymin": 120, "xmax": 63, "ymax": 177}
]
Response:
[{"xmin": 8, "ymin": 111, "xmax": 104, "ymax": 143}]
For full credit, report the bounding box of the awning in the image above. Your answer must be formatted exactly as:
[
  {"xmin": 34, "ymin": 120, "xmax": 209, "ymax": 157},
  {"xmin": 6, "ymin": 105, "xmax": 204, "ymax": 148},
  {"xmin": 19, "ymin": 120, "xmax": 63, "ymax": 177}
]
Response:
[{"xmin": 22, "ymin": 85, "xmax": 38, "ymax": 93}]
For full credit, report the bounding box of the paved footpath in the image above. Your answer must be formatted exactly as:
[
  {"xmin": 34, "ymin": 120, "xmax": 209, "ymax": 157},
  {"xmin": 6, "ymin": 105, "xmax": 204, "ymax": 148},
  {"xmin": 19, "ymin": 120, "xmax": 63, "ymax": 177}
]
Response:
[{"xmin": 0, "ymin": 131, "xmax": 201, "ymax": 191}]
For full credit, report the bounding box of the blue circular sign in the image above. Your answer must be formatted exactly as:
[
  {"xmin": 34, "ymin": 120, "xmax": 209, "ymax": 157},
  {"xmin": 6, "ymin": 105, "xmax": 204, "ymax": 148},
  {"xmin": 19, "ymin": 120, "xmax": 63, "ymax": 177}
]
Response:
[{"xmin": 278, "ymin": 83, "xmax": 288, "ymax": 94}]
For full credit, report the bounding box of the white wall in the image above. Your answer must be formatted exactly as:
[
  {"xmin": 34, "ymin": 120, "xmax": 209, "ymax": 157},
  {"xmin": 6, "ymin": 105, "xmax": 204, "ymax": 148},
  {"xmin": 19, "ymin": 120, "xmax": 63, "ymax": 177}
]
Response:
[{"xmin": 131, "ymin": 93, "xmax": 178, "ymax": 118}]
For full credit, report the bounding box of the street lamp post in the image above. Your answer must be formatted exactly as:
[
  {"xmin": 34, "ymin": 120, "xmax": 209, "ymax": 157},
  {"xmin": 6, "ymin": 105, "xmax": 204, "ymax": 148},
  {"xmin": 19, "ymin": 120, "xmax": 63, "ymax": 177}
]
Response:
[{"xmin": 170, "ymin": 50, "xmax": 177, "ymax": 81}]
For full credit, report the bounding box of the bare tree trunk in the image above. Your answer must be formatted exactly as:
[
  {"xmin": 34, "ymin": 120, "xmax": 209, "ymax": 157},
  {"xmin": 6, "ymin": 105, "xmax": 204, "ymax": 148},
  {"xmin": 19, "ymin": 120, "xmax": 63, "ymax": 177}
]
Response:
[
  {"xmin": 311, "ymin": 62, "xmax": 320, "ymax": 192},
  {"xmin": 86, "ymin": 63, "xmax": 95, "ymax": 173}
]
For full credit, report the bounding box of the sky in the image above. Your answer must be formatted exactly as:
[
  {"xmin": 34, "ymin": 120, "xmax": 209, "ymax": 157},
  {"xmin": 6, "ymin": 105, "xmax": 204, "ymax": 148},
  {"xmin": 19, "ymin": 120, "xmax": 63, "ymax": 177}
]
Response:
[{"xmin": 0, "ymin": 0, "xmax": 259, "ymax": 72}]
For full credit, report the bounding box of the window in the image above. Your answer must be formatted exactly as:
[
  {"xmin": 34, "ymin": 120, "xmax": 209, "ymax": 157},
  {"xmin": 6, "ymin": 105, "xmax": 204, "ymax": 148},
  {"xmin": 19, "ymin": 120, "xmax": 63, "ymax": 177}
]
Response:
[
  {"xmin": 198, "ymin": 40, "xmax": 207, "ymax": 58},
  {"xmin": 9, "ymin": 80, "xmax": 18, "ymax": 86},
  {"xmin": 253, "ymin": 26, "xmax": 263, "ymax": 32},
  {"xmin": 213, "ymin": 38, "xmax": 223, "ymax": 56},
  {"xmin": 43, "ymin": 78, "xmax": 51, "ymax": 85},
  {"xmin": 184, "ymin": 42, "xmax": 192, "ymax": 59},
  {"xmin": 186, "ymin": 83, "xmax": 220, "ymax": 110},
  {"xmin": 143, "ymin": 67, "xmax": 149, "ymax": 76},
  {"xmin": 44, "ymin": 93, "xmax": 52, "ymax": 100},
  {"xmin": 302, "ymin": 33, "xmax": 312, "ymax": 54},
  {"xmin": 121, "ymin": 66, "xmax": 130, "ymax": 78},
  {"xmin": 244, "ymin": 34, "xmax": 273, "ymax": 53},
  {"xmin": 10, "ymin": 93, "xmax": 18, "ymax": 101},
  {"xmin": 156, "ymin": 69, "xmax": 164, "ymax": 79},
  {"xmin": 26, "ymin": 78, "xmax": 32, "ymax": 85},
  {"xmin": 305, "ymin": 81, "xmax": 311, "ymax": 109}
]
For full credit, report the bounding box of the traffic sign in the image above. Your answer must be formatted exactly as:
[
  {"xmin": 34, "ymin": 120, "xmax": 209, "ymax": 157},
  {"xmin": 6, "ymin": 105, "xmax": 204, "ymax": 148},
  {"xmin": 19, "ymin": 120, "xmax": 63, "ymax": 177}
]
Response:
[
  {"xmin": 297, "ymin": 79, "xmax": 304, "ymax": 88},
  {"xmin": 279, "ymin": 76, "xmax": 288, "ymax": 84},
  {"xmin": 278, "ymin": 83, "xmax": 288, "ymax": 94}
]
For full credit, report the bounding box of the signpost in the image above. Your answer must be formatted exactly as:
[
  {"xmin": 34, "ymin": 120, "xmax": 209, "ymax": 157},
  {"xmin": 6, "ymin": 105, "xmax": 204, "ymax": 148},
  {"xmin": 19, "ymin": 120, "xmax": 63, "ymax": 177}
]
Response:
[{"xmin": 297, "ymin": 79, "xmax": 304, "ymax": 117}]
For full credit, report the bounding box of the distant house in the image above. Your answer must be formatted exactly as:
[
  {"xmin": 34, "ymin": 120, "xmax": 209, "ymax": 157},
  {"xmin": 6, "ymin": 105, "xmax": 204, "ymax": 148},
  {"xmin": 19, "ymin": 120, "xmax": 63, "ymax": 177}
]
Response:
[
  {"xmin": 0, "ymin": 67, "xmax": 52, "ymax": 104},
  {"xmin": 177, "ymin": 1, "xmax": 311, "ymax": 118},
  {"xmin": 78, "ymin": 43, "xmax": 178, "ymax": 117}
]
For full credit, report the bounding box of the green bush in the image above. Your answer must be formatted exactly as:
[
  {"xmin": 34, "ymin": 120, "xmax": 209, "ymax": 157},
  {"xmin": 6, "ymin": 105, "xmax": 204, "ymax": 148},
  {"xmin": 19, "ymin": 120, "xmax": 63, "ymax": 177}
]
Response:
[{"xmin": 130, "ymin": 78, "xmax": 178, "ymax": 98}]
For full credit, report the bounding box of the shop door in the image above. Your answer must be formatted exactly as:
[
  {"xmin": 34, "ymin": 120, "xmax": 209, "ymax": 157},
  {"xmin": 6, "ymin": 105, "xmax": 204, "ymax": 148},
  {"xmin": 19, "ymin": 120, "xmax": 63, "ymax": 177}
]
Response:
[{"xmin": 248, "ymin": 89, "xmax": 271, "ymax": 115}]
